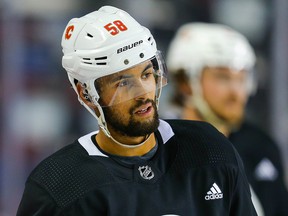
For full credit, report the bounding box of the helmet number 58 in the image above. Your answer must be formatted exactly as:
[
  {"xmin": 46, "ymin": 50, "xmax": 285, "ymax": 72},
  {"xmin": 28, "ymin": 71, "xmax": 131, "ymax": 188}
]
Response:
[{"xmin": 104, "ymin": 20, "xmax": 128, "ymax": 36}]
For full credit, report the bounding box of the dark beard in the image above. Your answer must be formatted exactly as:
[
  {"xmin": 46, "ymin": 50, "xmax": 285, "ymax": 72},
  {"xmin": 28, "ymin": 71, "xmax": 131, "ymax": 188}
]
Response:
[{"xmin": 102, "ymin": 99, "xmax": 159, "ymax": 137}]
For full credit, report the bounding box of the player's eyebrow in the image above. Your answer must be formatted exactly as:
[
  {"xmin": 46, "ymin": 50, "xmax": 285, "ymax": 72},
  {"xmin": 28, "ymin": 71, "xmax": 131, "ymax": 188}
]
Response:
[
  {"xmin": 142, "ymin": 63, "xmax": 153, "ymax": 72},
  {"xmin": 110, "ymin": 74, "xmax": 133, "ymax": 83},
  {"xmin": 109, "ymin": 63, "xmax": 153, "ymax": 83}
]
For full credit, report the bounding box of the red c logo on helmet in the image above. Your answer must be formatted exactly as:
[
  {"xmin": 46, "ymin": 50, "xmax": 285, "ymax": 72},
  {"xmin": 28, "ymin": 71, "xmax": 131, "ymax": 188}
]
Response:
[{"xmin": 65, "ymin": 25, "xmax": 74, "ymax": 40}]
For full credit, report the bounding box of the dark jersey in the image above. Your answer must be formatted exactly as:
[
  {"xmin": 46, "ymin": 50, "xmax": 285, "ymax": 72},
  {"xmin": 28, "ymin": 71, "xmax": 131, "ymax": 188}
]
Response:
[
  {"xmin": 229, "ymin": 121, "xmax": 288, "ymax": 216},
  {"xmin": 17, "ymin": 120, "xmax": 256, "ymax": 215}
]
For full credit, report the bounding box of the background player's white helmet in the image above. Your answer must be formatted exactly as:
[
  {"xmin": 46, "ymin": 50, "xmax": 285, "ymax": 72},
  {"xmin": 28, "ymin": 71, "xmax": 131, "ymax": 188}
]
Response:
[
  {"xmin": 61, "ymin": 6, "xmax": 167, "ymax": 138},
  {"xmin": 166, "ymin": 22, "xmax": 256, "ymax": 127},
  {"xmin": 166, "ymin": 22, "xmax": 256, "ymax": 94}
]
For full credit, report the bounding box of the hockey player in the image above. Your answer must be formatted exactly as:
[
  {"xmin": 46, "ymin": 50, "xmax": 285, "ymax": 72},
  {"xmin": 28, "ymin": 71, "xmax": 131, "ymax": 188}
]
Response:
[
  {"xmin": 164, "ymin": 22, "xmax": 288, "ymax": 216},
  {"xmin": 17, "ymin": 6, "xmax": 257, "ymax": 215}
]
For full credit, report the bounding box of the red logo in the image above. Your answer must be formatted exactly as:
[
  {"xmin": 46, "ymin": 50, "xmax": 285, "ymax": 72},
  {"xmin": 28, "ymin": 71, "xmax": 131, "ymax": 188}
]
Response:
[
  {"xmin": 104, "ymin": 20, "xmax": 128, "ymax": 36},
  {"xmin": 65, "ymin": 25, "xmax": 74, "ymax": 40}
]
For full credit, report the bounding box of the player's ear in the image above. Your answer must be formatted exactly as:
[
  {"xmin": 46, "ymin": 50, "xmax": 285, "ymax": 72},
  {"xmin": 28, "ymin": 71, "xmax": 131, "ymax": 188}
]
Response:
[
  {"xmin": 175, "ymin": 69, "xmax": 193, "ymax": 95},
  {"xmin": 76, "ymin": 82, "xmax": 99, "ymax": 115},
  {"xmin": 76, "ymin": 82, "xmax": 101, "ymax": 117},
  {"xmin": 76, "ymin": 82, "xmax": 91, "ymax": 104}
]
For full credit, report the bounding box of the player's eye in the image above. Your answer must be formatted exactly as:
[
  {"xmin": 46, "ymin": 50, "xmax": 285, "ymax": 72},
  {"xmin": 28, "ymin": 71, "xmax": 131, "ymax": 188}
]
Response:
[
  {"xmin": 142, "ymin": 69, "xmax": 154, "ymax": 80},
  {"xmin": 117, "ymin": 79, "xmax": 130, "ymax": 87}
]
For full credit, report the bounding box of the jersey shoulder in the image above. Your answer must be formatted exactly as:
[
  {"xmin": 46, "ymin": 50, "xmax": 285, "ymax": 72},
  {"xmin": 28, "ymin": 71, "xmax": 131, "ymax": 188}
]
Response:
[
  {"xmin": 164, "ymin": 119, "xmax": 239, "ymax": 168},
  {"xmin": 27, "ymin": 140, "xmax": 115, "ymax": 208},
  {"xmin": 230, "ymin": 121, "xmax": 280, "ymax": 153}
]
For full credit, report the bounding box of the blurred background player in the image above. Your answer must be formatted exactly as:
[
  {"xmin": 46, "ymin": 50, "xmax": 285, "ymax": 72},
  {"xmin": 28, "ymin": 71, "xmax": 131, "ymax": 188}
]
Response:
[{"xmin": 162, "ymin": 22, "xmax": 288, "ymax": 216}]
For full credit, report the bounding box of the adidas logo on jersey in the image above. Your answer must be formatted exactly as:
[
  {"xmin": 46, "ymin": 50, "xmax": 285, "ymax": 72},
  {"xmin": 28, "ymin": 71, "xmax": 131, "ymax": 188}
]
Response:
[{"xmin": 205, "ymin": 183, "xmax": 223, "ymax": 200}]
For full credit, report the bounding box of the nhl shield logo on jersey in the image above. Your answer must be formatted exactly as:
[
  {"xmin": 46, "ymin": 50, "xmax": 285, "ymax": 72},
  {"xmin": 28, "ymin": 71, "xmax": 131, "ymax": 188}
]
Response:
[{"xmin": 138, "ymin": 165, "xmax": 154, "ymax": 180}]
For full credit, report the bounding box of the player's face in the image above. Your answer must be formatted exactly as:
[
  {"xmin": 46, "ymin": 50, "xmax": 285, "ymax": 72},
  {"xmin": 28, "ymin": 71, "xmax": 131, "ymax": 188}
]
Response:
[
  {"xmin": 201, "ymin": 67, "xmax": 249, "ymax": 125},
  {"xmin": 99, "ymin": 61, "xmax": 159, "ymax": 137}
]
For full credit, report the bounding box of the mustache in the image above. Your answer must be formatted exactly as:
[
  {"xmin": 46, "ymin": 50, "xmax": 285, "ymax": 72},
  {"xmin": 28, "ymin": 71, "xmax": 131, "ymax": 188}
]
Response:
[{"xmin": 129, "ymin": 99, "xmax": 156, "ymax": 114}]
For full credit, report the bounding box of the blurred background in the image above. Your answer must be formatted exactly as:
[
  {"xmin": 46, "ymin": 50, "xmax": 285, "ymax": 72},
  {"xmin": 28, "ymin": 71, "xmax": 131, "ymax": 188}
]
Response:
[{"xmin": 0, "ymin": 0, "xmax": 287, "ymax": 215}]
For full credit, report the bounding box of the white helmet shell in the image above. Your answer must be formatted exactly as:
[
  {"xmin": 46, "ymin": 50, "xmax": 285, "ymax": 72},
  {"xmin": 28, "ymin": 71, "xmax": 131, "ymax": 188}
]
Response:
[
  {"xmin": 62, "ymin": 5, "xmax": 157, "ymax": 83},
  {"xmin": 166, "ymin": 22, "xmax": 256, "ymax": 82},
  {"xmin": 166, "ymin": 22, "xmax": 257, "ymax": 129}
]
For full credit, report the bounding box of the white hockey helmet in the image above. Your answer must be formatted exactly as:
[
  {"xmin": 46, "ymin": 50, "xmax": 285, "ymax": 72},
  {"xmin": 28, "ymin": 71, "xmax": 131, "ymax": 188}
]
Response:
[
  {"xmin": 166, "ymin": 22, "xmax": 256, "ymax": 128},
  {"xmin": 61, "ymin": 6, "xmax": 167, "ymax": 139},
  {"xmin": 166, "ymin": 22, "xmax": 256, "ymax": 94}
]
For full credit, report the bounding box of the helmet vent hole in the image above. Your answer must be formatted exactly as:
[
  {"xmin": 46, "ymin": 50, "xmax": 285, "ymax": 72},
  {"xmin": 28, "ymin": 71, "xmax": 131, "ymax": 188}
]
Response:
[
  {"xmin": 87, "ymin": 33, "xmax": 93, "ymax": 38},
  {"xmin": 95, "ymin": 56, "xmax": 107, "ymax": 65},
  {"xmin": 82, "ymin": 58, "xmax": 92, "ymax": 65},
  {"xmin": 95, "ymin": 57, "xmax": 107, "ymax": 60},
  {"xmin": 148, "ymin": 37, "xmax": 151, "ymax": 41},
  {"xmin": 79, "ymin": 56, "xmax": 108, "ymax": 66}
]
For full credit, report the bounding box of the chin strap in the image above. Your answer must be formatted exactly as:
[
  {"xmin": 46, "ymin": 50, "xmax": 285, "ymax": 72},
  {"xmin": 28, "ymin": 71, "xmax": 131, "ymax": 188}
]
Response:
[
  {"xmin": 110, "ymin": 133, "xmax": 152, "ymax": 148},
  {"xmin": 190, "ymin": 79, "xmax": 228, "ymax": 132}
]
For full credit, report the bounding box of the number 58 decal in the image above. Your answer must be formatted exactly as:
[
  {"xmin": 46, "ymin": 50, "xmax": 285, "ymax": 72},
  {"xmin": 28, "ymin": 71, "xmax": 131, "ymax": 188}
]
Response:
[{"xmin": 104, "ymin": 20, "xmax": 128, "ymax": 36}]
